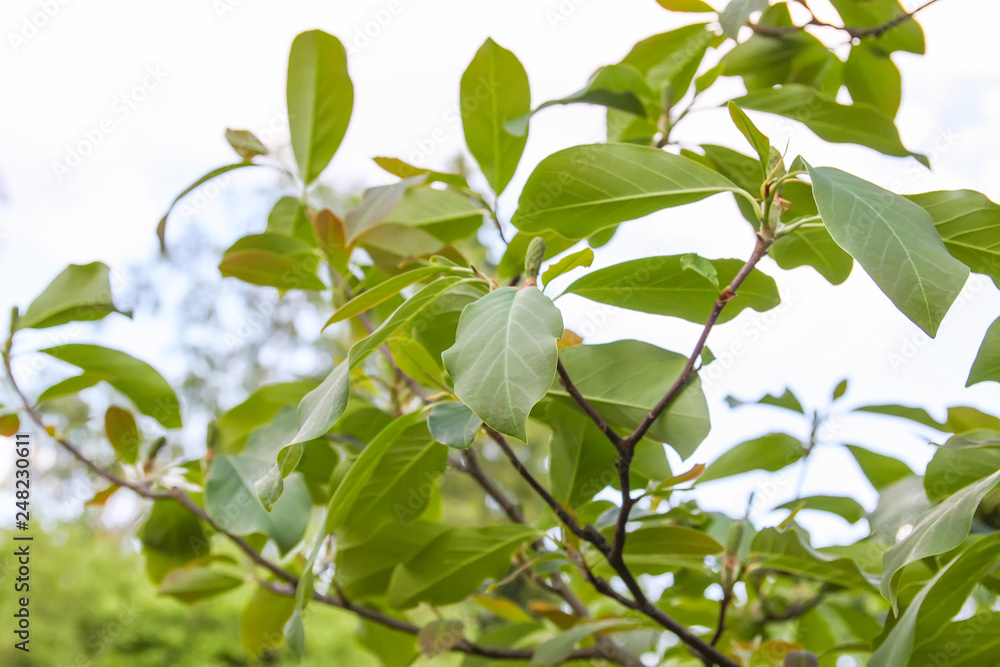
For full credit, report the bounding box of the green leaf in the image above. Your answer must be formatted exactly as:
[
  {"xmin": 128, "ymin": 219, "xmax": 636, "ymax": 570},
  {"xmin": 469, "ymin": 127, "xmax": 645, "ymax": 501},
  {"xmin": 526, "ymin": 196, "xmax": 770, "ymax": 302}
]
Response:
[
  {"xmin": 40, "ymin": 344, "xmax": 182, "ymax": 428},
  {"xmin": 216, "ymin": 381, "xmax": 316, "ymax": 453},
  {"xmin": 16, "ymin": 262, "xmax": 125, "ymax": 331},
  {"xmin": 680, "ymin": 253, "xmax": 720, "ymax": 289},
  {"xmin": 807, "ymin": 164, "xmax": 969, "ymax": 336},
  {"xmin": 728, "ymin": 102, "xmax": 771, "ymax": 175},
  {"xmin": 499, "ymin": 231, "xmax": 578, "ymax": 280},
  {"xmin": 0, "ymin": 413, "xmax": 19, "ymax": 438},
  {"xmin": 511, "ymin": 143, "xmax": 752, "ymax": 240},
  {"xmin": 833, "ymin": 379, "xmax": 848, "ymax": 400},
  {"xmin": 265, "ymin": 196, "xmax": 313, "ymax": 244},
  {"xmin": 726, "ymin": 388, "xmax": 805, "ymax": 414},
  {"xmin": 336, "ymin": 521, "xmax": 449, "ymax": 599},
  {"xmin": 294, "ymin": 278, "xmax": 483, "ymax": 444},
  {"xmin": 219, "ymin": 233, "xmax": 325, "ymax": 291},
  {"xmin": 380, "ymin": 186, "xmax": 487, "ymax": 244},
  {"xmin": 387, "ymin": 524, "xmax": 535, "ymax": 608},
  {"xmin": 553, "ymin": 340, "xmax": 711, "ymax": 457},
  {"xmin": 924, "ymin": 441, "xmax": 1000, "ymax": 503},
  {"xmin": 443, "ymin": 287, "xmax": 563, "ymax": 440},
  {"xmin": 907, "ymin": 190, "xmax": 1000, "ymax": 285},
  {"xmin": 240, "ymin": 586, "xmax": 296, "ymax": 660},
  {"xmin": 829, "ymin": 0, "xmax": 925, "ymax": 55},
  {"xmin": 373, "ymin": 156, "xmax": 469, "ymax": 188},
  {"xmin": 343, "ymin": 176, "xmax": 426, "ymax": 242},
  {"xmin": 735, "ymin": 86, "xmax": 926, "ymax": 164},
  {"xmin": 853, "ymin": 404, "xmax": 947, "ymax": 431},
  {"xmin": 530, "ymin": 619, "xmax": 638, "ymax": 665},
  {"xmin": 287, "ymin": 30, "xmax": 353, "ymax": 184},
  {"xmin": 544, "ymin": 401, "xmax": 617, "ymax": 508},
  {"xmin": 616, "ymin": 525, "xmax": 725, "ymax": 575},
  {"xmin": 541, "ymin": 248, "xmax": 594, "ymax": 286},
  {"xmin": 968, "ymin": 316, "xmax": 1000, "ymax": 386},
  {"xmin": 324, "ymin": 266, "xmax": 461, "ymax": 327},
  {"xmin": 506, "ymin": 65, "xmax": 653, "ymax": 137},
  {"xmin": 564, "ymin": 255, "xmax": 779, "ymax": 324},
  {"xmin": 772, "ymin": 225, "xmax": 854, "ymax": 285},
  {"xmin": 844, "ymin": 43, "xmax": 901, "ymax": 118},
  {"xmin": 104, "ymin": 406, "xmax": 141, "ymax": 465},
  {"xmin": 720, "ymin": 0, "xmax": 768, "ymax": 38},
  {"xmin": 460, "ymin": 38, "xmax": 530, "ymax": 194},
  {"xmin": 428, "ymin": 402, "xmax": 482, "ymax": 449},
  {"xmin": 907, "ymin": 617, "xmax": 1000, "ymax": 667},
  {"xmin": 339, "ymin": 417, "xmax": 447, "ymax": 539},
  {"xmin": 845, "ymin": 444, "xmax": 915, "ymax": 491},
  {"xmin": 225, "ymin": 128, "xmax": 268, "ymax": 160},
  {"xmin": 204, "ymin": 452, "xmax": 311, "ymax": 554},
  {"xmin": 776, "ymin": 495, "xmax": 866, "ymax": 524},
  {"xmin": 156, "ymin": 162, "xmax": 256, "ymax": 252},
  {"xmin": 389, "ymin": 337, "xmax": 447, "ymax": 389},
  {"xmin": 139, "ymin": 499, "xmax": 209, "ymax": 584},
  {"xmin": 880, "ymin": 469, "xmax": 1000, "ymax": 610},
  {"xmin": 158, "ymin": 565, "xmax": 244, "ymax": 603},
  {"xmin": 871, "ymin": 535, "xmax": 1000, "ymax": 667},
  {"xmin": 699, "ymin": 433, "xmax": 805, "ymax": 483},
  {"xmin": 749, "ymin": 528, "xmax": 876, "ymax": 592},
  {"xmin": 655, "ymin": 0, "xmax": 714, "ymax": 11},
  {"xmin": 618, "ymin": 24, "xmax": 714, "ymax": 98}
]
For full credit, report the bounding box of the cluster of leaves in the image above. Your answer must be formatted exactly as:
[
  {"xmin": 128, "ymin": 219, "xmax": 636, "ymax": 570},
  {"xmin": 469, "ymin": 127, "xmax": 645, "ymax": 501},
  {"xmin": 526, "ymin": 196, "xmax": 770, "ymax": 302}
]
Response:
[{"xmin": 6, "ymin": 2, "xmax": 1000, "ymax": 666}]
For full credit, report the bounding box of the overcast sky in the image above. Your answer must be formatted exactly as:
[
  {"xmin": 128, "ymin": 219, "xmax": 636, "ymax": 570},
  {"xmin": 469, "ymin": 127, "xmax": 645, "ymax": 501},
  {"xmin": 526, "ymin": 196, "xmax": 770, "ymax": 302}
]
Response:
[{"xmin": 1, "ymin": 0, "xmax": 998, "ymax": 536}]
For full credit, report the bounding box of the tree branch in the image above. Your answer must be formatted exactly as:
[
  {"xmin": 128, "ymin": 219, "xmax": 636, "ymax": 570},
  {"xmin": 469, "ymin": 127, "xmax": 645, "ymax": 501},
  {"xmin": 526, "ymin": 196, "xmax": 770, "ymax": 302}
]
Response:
[
  {"xmin": 749, "ymin": 0, "xmax": 941, "ymax": 39},
  {"xmin": 556, "ymin": 360, "xmax": 623, "ymax": 450}
]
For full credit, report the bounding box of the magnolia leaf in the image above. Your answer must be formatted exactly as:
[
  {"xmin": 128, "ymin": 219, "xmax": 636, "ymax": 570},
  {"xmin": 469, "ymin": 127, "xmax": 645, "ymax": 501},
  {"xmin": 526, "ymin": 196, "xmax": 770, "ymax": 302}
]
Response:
[
  {"xmin": 443, "ymin": 287, "xmax": 563, "ymax": 440},
  {"xmin": 16, "ymin": 262, "xmax": 125, "ymax": 331}
]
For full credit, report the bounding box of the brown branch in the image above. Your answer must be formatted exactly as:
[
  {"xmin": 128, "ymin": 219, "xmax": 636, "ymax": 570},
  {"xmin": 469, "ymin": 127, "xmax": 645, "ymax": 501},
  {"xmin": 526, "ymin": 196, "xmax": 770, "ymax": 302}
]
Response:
[
  {"xmin": 556, "ymin": 360, "xmax": 623, "ymax": 450},
  {"xmin": 485, "ymin": 427, "xmax": 738, "ymax": 666},
  {"xmin": 455, "ymin": 448, "xmax": 525, "ymax": 524},
  {"xmin": 749, "ymin": 0, "xmax": 941, "ymax": 39},
  {"xmin": 622, "ymin": 234, "xmax": 772, "ymax": 450}
]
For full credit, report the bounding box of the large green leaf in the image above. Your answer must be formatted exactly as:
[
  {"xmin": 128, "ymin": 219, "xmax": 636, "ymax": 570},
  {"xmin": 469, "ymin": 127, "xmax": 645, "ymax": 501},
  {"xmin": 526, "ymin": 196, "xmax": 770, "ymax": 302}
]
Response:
[
  {"xmin": 341, "ymin": 417, "xmax": 448, "ymax": 538},
  {"xmin": 881, "ymin": 469, "xmax": 1000, "ymax": 610},
  {"xmin": 511, "ymin": 143, "xmax": 752, "ymax": 240},
  {"xmin": 619, "ymin": 24, "xmax": 714, "ymax": 99},
  {"xmin": 907, "ymin": 617, "xmax": 1000, "ymax": 666},
  {"xmin": 776, "ymin": 495, "xmax": 866, "ymax": 524},
  {"xmin": 616, "ymin": 525, "xmax": 724, "ymax": 575},
  {"xmin": 427, "ymin": 402, "xmax": 482, "ymax": 449},
  {"xmin": 506, "ymin": 65, "xmax": 653, "ymax": 137},
  {"xmin": 40, "ymin": 344, "xmax": 182, "ymax": 428},
  {"xmin": 924, "ymin": 439, "xmax": 1000, "ymax": 503},
  {"xmin": 544, "ymin": 401, "xmax": 618, "ymax": 508},
  {"xmin": 845, "ymin": 445, "xmax": 914, "ymax": 491},
  {"xmin": 907, "ymin": 190, "xmax": 1000, "ymax": 285},
  {"xmin": 552, "ymin": 340, "xmax": 710, "ymax": 457},
  {"xmin": 460, "ymin": 38, "xmax": 530, "ymax": 194},
  {"xmin": 216, "ymin": 381, "xmax": 316, "ymax": 453},
  {"xmin": 564, "ymin": 255, "xmax": 779, "ymax": 324},
  {"xmin": 807, "ymin": 165, "xmax": 970, "ymax": 336},
  {"xmin": 380, "ymin": 187, "xmax": 487, "ymax": 244},
  {"xmin": 336, "ymin": 521, "xmax": 450, "ymax": 600},
  {"xmin": 105, "ymin": 406, "xmax": 141, "ymax": 465},
  {"xmin": 16, "ymin": 263, "xmax": 125, "ymax": 331},
  {"xmin": 293, "ymin": 278, "xmax": 484, "ymax": 444},
  {"xmin": 158, "ymin": 565, "xmax": 245, "ymax": 604},
  {"xmin": 240, "ymin": 586, "xmax": 297, "ymax": 661},
  {"xmin": 287, "ymin": 30, "xmax": 353, "ymax": 184},
  {"xmin": 139, "ymin": 499, "xmax": 209, "ymax": 584},
  {"xmin": 698, "ymin": 433, "xmax": 805, "ymax": 483},
  {"xmin": 844, "ymin": 43, "xmax": 901, "ymax": 118},
  {"xmin": 871, "ymin": 535, "xmax": 1000, "ymax": 667},
  {"xmin": 265, "ymin": 196, "xmax": 314, "ymax": 245},
  {"xmin": 968, "ymin": 316, "xmax": 1000, "ymax": 386},
  {"xmin": 204, "ymin": 455, "xmax": 311, "ymax": 554},
  {"xmin": 387, "ymin": 524, "xmax": 535, "ymax": 608},
  {"xmin": 749, "ymin": 528, "xmax": 876, "ymax": 592},
  {"xmin": 219, "ymin": 234, "xmax": 325, "ymax": 291},
  {"xmin": 443, "ymin": 287, "xmax": 563, "ymax": 440},
  {"xmin": 324, "ymin": 266, "xmax": 463, "ymax": 327},
  {"xmin": 829, "ymin": 0, "xmax": 925, "ymax": 55},
  {"xmin": 771, "ymin": 224, "xmax": 854, "ymax": 286},
  {"xmin": 735, "ymin": 86, "xmax": 925, "ymax": 164}
]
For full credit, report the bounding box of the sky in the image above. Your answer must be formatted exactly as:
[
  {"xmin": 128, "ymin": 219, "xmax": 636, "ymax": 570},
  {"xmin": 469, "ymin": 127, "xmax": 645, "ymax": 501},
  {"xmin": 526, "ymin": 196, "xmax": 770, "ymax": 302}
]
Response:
[{"xmin": 1, "ymin": 0, "xmax": 999, "ymax": 539}]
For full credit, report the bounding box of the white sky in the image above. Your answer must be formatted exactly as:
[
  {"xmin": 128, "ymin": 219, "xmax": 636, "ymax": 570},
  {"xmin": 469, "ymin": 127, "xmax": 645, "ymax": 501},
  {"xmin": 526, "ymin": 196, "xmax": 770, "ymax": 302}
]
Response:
[{"xmin": 1, "ymin": 0, "xmax": 999, "ymax": 538}]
